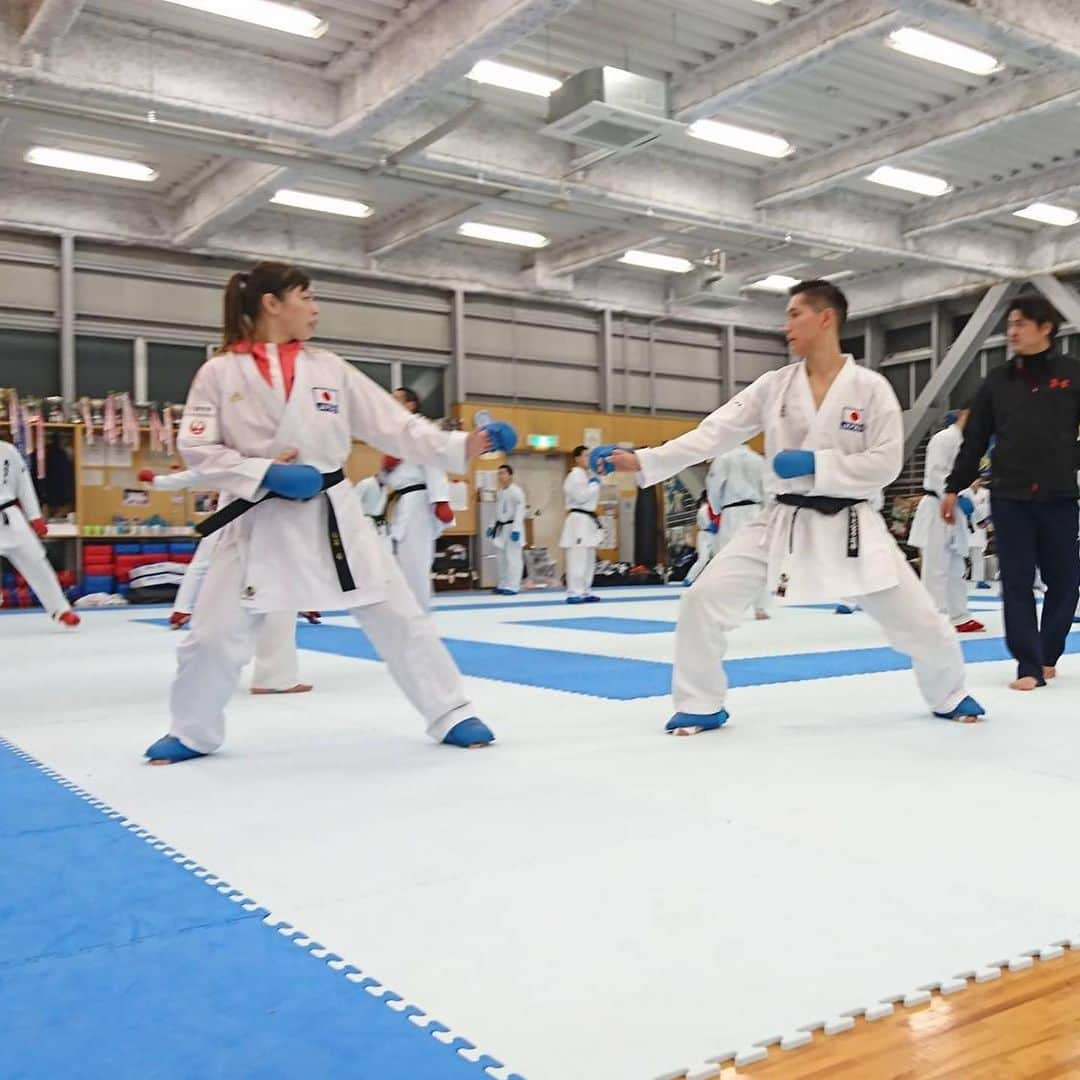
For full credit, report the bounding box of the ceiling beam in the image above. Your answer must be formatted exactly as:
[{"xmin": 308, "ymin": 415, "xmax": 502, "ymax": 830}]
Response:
[
  {"xmin": 172, "ymin": 0, "xmax": 579, "ymax": 245},
  {"xmin": 671, "ymin": 0, "xmax": 902, "ymax": 122},
  {"xmin": 17, "ymin": 0, "xmax": 85, "ymax": 53},
  {"xmin": 757, "ymin": 69, "xmax": 1080, "ymax": 208},
  {"xmin": 366, "ymin": 197, "xmax": 488, "ymax": 257},
  {"xmin": 533, "ymin": 228, "xmax": 666, "ymax": 277},
  {"xmin": 894, "ymin": 0, "xmax": 1080, "ymax": 65},
  {"xmin": 324, "ymin": 0, "xmax": 446, "ymax": 81},
  {"xmin": 903, "ymin": 161, "xmax": 1080, "ymax": 237}
]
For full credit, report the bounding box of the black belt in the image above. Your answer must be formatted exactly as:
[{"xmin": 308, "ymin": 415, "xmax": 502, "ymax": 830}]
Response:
[
  {"xmin": 196, "ymin": 468, "xmax": 354, "ymax": 592},
  {"xmin": 776, "ymin": 494, "xmax": 864, "ymax": 558},
  {"xmin": 491, "ymin": 518, "xmax": 514, "ymax": 536},
  {"xmin": 392, "ymin": 483, "xmax": 427, "ymax": 500},
  {"xmin": 370, "ymin": 514, "xmax": 388, "ymax": 529},
  {"xmin": 922, "ymin": 489, "xmax": 939, "ymax": 499},
  {"xmin": 0, "ymin": 498, "xmax": 17, "ymax": 526},
  {"xmin": 722, "ymin": 499, "xmax": 759, "ymax": 510},
  {"xmin": 570, "ymin": 508, "xmax": 600, "ymax": 524}
]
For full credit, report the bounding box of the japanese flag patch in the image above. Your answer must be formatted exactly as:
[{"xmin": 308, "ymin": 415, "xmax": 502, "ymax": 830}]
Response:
[
  {"xmin": 180, "ymin": 402, "xmax": 218, "ymax": 443},
  {"xmin": 313, "ymin": 387, "xmax": 340, "ymax": 414},
  {"xmin": 840, "ymin": 406, "xmax": 865, "ymax": 433}
]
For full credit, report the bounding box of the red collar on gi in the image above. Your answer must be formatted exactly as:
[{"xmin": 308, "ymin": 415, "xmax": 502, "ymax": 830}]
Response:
[{"xmin": 228, "ymin": 340, "xmax": 301, "ymax": 398}]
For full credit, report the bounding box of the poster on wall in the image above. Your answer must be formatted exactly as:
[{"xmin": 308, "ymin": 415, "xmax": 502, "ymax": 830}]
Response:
[
  {"xmin": 599, "ymin": 511, "xmax": 617, "ymax": 550},
  {"xmin": 583, "ymin": 428, "xmax": 603, "ymax": 449}
]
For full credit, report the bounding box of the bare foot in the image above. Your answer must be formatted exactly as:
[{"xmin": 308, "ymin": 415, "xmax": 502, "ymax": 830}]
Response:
[
  {"xmin": 670, "ymin": 726, "xmax": 706, "ymax": 736},
  {"xmin": 1009, "ymin": 676, "xmax": 1042, "ymax": 691},
  {"xmin": 754, "ymin": 610, "xmax": 771, "ymax": 621},
  {"xmin": 1043, "ymin": 666, "xmax": 1057, "ymax": 680},
  {"xmin": 251, "ymin": 683, "xmax": 314, "ymax": 695}
]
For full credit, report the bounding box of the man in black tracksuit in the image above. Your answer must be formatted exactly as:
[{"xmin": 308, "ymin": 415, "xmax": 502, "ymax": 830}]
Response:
[{"xmin": 944, "ymin": 296, "xmax": 1080, "ymax": 690}]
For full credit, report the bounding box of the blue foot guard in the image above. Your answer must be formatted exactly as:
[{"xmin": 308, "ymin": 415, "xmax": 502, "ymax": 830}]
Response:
[
  {"xmin": 442, "ymin": 718, "xmax": 495, "ymax": 748},
  {"xmin": 145, "ymin": 735, "xmax": 207, "ymax": 764},
  {"xmin": 933, "ymin": 695, "xmax": 986, "ymax": 721},
  {"xmin": 665, "ymin": 710, "xmax": 729, "ymax": 734}
]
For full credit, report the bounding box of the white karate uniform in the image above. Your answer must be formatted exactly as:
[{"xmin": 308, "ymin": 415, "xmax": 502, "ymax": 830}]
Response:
[
  {"xmin": 684, "ymin": 503, "xmax": 717, "ymax": 585},
  {"xmin": 560, "ymin": 466, "xmax": 603, "ymax": 598},
  {"xmin": 493, "ymin": 481, "xmax": 526, "ymax": 593},
  {"xmin": 635, "ymin": 356, "xmax": 967, "ymax": 717},
  {"xmin": 355, "ymin": 474, "xmax": 392, "ymax": 556},
  {"xmin": 909, "ymin": 424, "xmax": 972, "ymax": 625},
  {"xmin": 386, "ymin": 458, "xmax": 450, "ymax": 611},
  {"xmin": 0, "ymin": 440, "xmax": 70, "ymax": 617},
  {"xmin": 154, "ymin": 470, "xmax": 302, "ymax": 691},
  {"xmin": 707, "ymin": 444, "xmax": 770, "ymax": 614},
  {"xmin": 965, "ymin": 486, "xmax": 991, "ymax": 583},
  {"xmin": 167, "ymin": 344, "xmax": 476, "ymax": 753}
]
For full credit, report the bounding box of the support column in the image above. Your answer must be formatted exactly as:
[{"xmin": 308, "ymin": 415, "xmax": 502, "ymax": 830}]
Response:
[
  {"xmin": 59, "ymin": 233, "xmax": 75, "ymax": 402},
  {"xmin": 134, "ymin": 337, "xmax": 148, "ymax": 402},
  {"xmin": 599, "ymin": 308, "xmax": 614, "ymax": 413},
  {"xmin": 863, "ymin": 317, "xmax": 885, "ymax": 371},
  {"xmin": 449, "ymin": 288, "xmax": 466, "ymax": 405},
  {"xmin": 1030, "ymin": 274, "xmax": 1080, "ymax": 331},
  {"xmin": 723, "ymin": 324, "xmax": 737, "ymax": 402}
]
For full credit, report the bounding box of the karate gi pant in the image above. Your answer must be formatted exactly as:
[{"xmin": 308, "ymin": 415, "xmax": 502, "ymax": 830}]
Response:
[
  {"xmin": 394, "ymin": 517, "xmax": 437, "ymax": 612},
  {"xmin": 919, "ymin": 517, "xmax": 971, "ymax": 626},
  {"xmin": 249, "ymin": 611, "xmax": 304, "ymax": 691},
  {"xmin": 969, "ymin": 549, "xmax": 987, "ymax": 583},
  {"xmin": 564, "ymin": 546, "xmax": 596, "ymax": 598},
  {"xmin": 496, "ymin": 540, "xmax": 524, "ymax": 593},
  {"xmin": 0, "ymin": 536, "xmax": 70, "ymax": 616},
  {"xmin": 168, "ymin": 539, "xmax": 474, "ymax": 753},
  {"xmin": 174, "ymin": 534, "xmax": 217, "ymax": 615},
  {"xmin": 673, "ymin": 519, "xmax": 967, "ymax": 717}
]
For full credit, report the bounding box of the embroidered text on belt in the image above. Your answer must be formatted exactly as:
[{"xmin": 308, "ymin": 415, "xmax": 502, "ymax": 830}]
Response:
[
  {"xmin": 195, "ymin": 468, "xmax": 355, "ymax": 591},
  {"xmin": 722, "ymin": 499, "xmax": 760, "ymax": 510},
  {"xmin": 775, "ymin": 494, "xmax": 864, "ymax": 558},
  {"xmin": 0, "ymin": 498, "xmax": 17, "ymax": 526}
]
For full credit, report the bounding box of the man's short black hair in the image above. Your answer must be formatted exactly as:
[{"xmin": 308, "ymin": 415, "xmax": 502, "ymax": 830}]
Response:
[
  {"xmin": 395, "ymin": 386, "xmax": 420, "ymax": 408},
  {"xmin": 498, "ymin": 463, "xmax": 513, "ymax": 476},
  {"xmin": 789, "ymin": 279, "xmax": 849, "ymax": 328},
  {"xmin": 1007, "ymin": 296, "xmax": 1061, "ymax": 339},
  {"xmin": 571, "ymin": 444, "xmax": 588, "ymax": 460}
]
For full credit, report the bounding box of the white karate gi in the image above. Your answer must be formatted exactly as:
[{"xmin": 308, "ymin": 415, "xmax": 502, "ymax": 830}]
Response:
[
  {"xmin": 965, "ymin": 486, "xmax": 991, "ymax": 583},
  {"xmin": 560, "ymin": 466, "xmax": 603, "ymax": 598},
  {"xmin": 635, "ymin": 356, "xmax": 967, "ymax": 717},
  {"xmin": 0, "ymin": 440, "xmax": 70, "ymax": 617},
  {"xmin": 167, "ymin": 344, "xmax": 476, "ymax": 753},
  {"xmin": 154, "ymin": 470, "xmax": 303, "ymax": 691},
  {"xmin": 909, "ymin": 424, "xmax": 972, "ymax": 625},
  {"xmin": 707, "ymin": 444, "xmax": 770, "ymax": 614},
  {"xmin": 684, "ymin": 503, "xmax": 717, "ymax": 585},
  {"xmin": 355, "ymin": 474, "xmax": 392, "ymax": 556},
  {"xmin": 493, "ymin": 481, "xmax": 526, "ymax": 593},
  {"xmin": 386, "ymin": 458, "xmax": 451, "ymax": 611}
]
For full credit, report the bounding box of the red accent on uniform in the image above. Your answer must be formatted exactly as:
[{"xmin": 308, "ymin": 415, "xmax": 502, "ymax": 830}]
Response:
[
  {"xmin": 56, "ymin": 611, "xmax": 80, "ymax": 628},
  {"xmin": 227, "ymin": 340, "xmax": 302, "ymax": 399},
  {"xmin": 382, "ymin": 455, "xmax": 401, "ymax": 471},
  {"xmin": 434, "ymin": 501, "xmax": 454, "ymax": 524},
  {"xmin": 850, "ymin": 411, "xmax": 859, "ymax": 421},
  {"xmin": 30, "ymin": 518, "xmax": 48, "ymax": 538},
  {"xmin": 138, "ymin": 468, "xmax": 155, "ymax": 483},
  {"xmin": 322, "ymin": 390, "xmax": 331, "ymax": 402}
]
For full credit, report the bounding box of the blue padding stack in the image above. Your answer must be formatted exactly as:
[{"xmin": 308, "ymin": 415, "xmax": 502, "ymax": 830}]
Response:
[
  {"xmin": 168, "ymin": 542, "xmax": 197, "ymax": 555},
  {"xmin": 141, "ymin": 543, "xmax": 169, "ymax": 555},
  {"xmin": 114, "ymin": 544, "xmax": 142, "ymax": 555},
  {"xmin": 82, "ymin": 574, "xmax": 115, "ymax": 594}
]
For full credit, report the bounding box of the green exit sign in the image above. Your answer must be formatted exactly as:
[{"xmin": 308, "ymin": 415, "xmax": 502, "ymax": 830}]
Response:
[{"xmin": 527, "ymin": 434, "xmax": 558, "ymax": 450}]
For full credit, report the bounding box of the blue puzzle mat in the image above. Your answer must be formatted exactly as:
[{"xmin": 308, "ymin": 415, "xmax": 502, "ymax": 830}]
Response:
[
  {"xmin": 0, "ymin": 739, "xmax": 506, "ymax": 1080},
  {"xmin": 510, "ymin": 616, "xmax": 677, "ymax": 635}
]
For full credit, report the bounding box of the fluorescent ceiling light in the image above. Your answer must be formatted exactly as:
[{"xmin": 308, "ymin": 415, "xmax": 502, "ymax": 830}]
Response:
[
  {"xmin": 457, "ymin": 222, "xmax": 549, "ymax": 248},
  {"xmin": 618, "ymin": 250, "xmax": 694, "ymax": 273},
  {"xmin": 749, "ymin": 0, "xmax": 783, "ymax": 5},
  {"xmin": 823, "ymin": 270, "xmax": 856, "ymax": 282},
  {"xmin": 687, "ymin": 119, "xmax": 792, "ymax": 159},
  {"xmin": 1013, "ymin": 202, "xmax": 1079, "ymax": 227},
  {"xmin": 746, "ymin": 274, "xmax": 800, "ymax": 293},
  {"xmin": 159, "ymin": 0, "xmax": 327, "ymax": 38},
  {"xmin": 466, "ymin": 60, "xmax": 562, "ymax": 97},
  {"xmin": 886, "ymin": 27, "xmax": 1000, "ymax": 76},
  {"xmin": 24, "ymin": 146, "xmax": 158, "ymax": 182},
  {"xmin": 866, "ymin": 165, "xmax": 952, "ymax": 197},
  {"xmin": 271, "ymin": 189, "xmax": 373, "ymax": 218}
]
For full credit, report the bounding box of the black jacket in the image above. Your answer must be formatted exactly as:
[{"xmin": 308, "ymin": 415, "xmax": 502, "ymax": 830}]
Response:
[{"xmin": 947, "ymin": 349, "xmax": 1080, "ymax": 501}]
